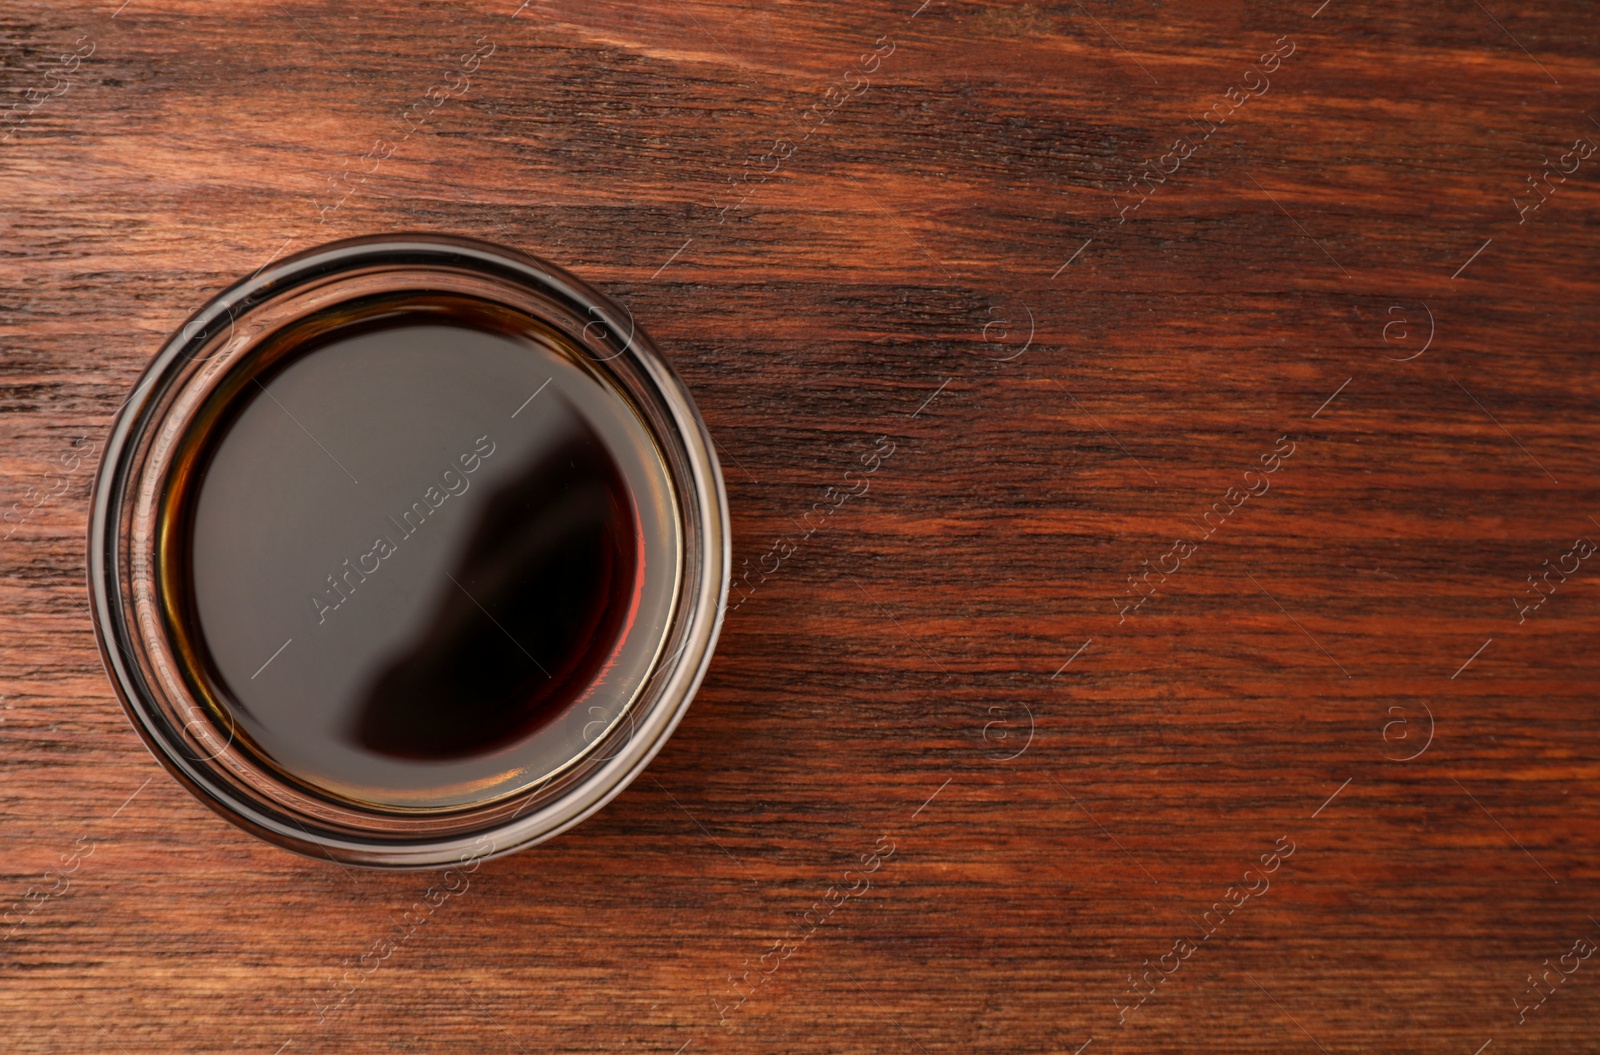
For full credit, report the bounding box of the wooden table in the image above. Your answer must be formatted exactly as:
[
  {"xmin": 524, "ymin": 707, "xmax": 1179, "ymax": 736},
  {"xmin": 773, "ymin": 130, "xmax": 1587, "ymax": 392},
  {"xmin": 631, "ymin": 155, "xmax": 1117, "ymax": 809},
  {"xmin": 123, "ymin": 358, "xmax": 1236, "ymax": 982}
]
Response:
[{"xmin": 2, "ymin": 0, "xmax": 1597, "ymax": 1051}]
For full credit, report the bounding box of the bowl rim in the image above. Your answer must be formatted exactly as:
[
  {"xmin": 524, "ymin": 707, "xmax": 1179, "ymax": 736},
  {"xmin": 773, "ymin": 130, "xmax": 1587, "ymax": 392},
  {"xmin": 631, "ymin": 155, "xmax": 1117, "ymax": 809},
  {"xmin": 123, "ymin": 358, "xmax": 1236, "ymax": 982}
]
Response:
[{"xmin": 87, "ymin": 232, "xmax": 730, "ymax": 869}]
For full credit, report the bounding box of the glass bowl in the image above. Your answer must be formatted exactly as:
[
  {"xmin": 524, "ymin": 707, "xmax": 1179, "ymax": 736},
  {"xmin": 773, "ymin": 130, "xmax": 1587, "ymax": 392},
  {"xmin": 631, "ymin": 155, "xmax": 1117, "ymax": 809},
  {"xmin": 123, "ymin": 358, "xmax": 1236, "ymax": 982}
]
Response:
[{"xmin": 87, "ymin": 233, "xmax": 729, "ymax": 868}]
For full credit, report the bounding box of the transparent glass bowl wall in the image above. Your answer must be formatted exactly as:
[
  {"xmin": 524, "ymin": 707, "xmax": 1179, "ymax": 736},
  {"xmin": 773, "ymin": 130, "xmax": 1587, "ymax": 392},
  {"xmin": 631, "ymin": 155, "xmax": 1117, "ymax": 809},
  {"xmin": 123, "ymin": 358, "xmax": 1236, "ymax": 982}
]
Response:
[{"xmin": 88, "ymin": 235, "xmax": 729, "ymax": 868}]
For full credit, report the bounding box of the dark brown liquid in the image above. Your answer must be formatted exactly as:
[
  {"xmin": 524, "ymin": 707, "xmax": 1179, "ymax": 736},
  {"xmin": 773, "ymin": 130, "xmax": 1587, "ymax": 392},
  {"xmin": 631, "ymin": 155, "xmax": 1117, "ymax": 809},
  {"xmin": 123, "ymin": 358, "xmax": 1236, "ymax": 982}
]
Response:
[{"xmin": 163, "ymin": 295, "xmax": 679, "ymax": 809}]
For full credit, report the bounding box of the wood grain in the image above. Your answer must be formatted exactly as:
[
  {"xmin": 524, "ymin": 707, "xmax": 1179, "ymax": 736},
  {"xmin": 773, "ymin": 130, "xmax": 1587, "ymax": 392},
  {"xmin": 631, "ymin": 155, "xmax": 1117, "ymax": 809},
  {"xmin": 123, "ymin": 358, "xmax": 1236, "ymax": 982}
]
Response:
[{"xmin": 2, "ymin": 0, "xmax": 1599, "ymax": 1051}]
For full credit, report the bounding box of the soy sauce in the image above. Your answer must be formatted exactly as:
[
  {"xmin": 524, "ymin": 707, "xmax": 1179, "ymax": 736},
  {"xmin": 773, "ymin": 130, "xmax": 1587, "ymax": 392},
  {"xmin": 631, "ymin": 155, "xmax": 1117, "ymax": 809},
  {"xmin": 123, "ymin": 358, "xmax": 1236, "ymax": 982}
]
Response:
[{"xmin": 163, "ymin": 294, "xmax": 678, "ymax": 809}]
